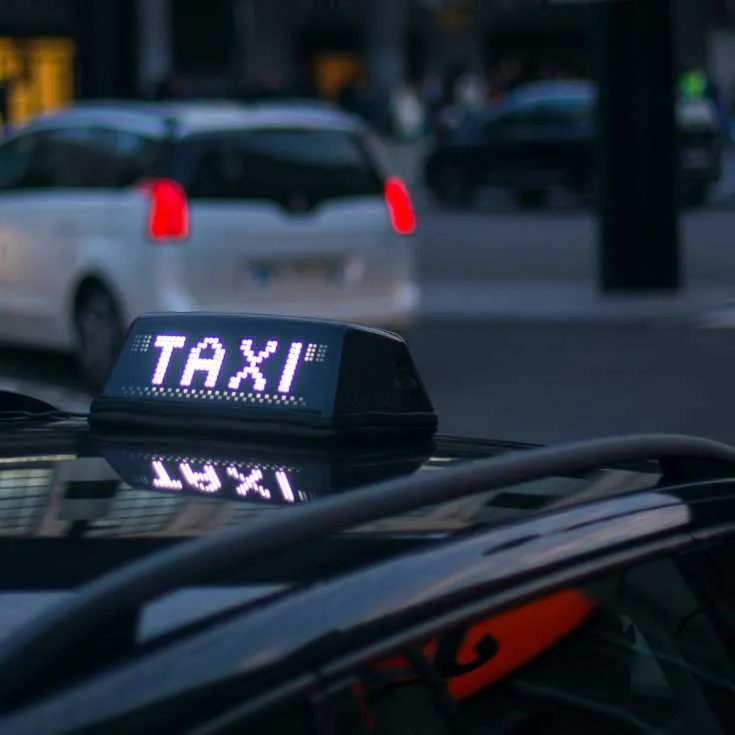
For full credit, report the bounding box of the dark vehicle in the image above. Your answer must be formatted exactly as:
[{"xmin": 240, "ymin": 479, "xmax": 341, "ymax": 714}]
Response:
[
  {"xmin": 424, "ymin": 80, "xmax": 724, "ymax": 209},
  {"xmin": 3, "ymin": 314, "xmax": 735, "ymax": 733}
]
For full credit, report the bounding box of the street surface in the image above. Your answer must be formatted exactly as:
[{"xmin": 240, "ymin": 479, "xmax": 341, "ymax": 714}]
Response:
[
  {"xmin": 6, "ymin": 159, "xmax": 735, "ymax": 445},
  {"xmin": 413, "ymin": 320, "xmax": 735, "ymax": 444}
]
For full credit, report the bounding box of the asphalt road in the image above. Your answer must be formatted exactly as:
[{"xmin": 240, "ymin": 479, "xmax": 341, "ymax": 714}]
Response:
[
  {"xmin": 4, "ymin": 202, "xmax": 735, "ymax": 447},
  {"xmin": 410, "ymin": 320, "xmax": 735, "ymax": 445},
  {"xmin": 418, "ymin": 206, "xmax": 735, "ymax": 286}
]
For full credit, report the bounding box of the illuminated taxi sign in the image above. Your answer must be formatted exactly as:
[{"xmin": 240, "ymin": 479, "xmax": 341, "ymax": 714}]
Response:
[{"xmin": 90, "ymin": 314, "xmax": 437, "ymax": 438}]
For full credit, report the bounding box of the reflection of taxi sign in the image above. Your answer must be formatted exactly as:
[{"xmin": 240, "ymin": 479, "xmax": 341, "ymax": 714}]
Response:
[
  {"xmin": 144, "ymin": 454, "xmax": 306, "ymax": 504},
  {"xmin": 90, "ymin": 314, "xmax": 437, "ymax": 440},
  {"xmin": 151, "ymin": 458, "xmax": 300, "ymax": 501},
  {"xmin": 102, "ymin": 441, "xmax": 432, "ymax": 506}
]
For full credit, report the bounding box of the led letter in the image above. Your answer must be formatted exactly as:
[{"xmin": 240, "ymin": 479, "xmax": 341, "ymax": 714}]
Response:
[
  {"xmin": 179, "ymin": 337, "xmax": 226, "ymax": 388},
  {"xmin": 227, "ymin": 339, "xmax": 278, "ymax": 391},
  {"xmin": 180, "ymin": 463, "xmax": 221, "ymax": 493},
  {"xmin": 275, "ymin": 470, "xmax": 295, "ymax": 502},
  {"xmin": 152, "ymin": 460, "xmax": 183, "ymax": 490},
  {"xmin": 277, "ymin": 342, "xmax": 303, "ymax": 393},
  {"xmin": 151, "ymin": 335, "xmax": 186, "ymax": 385},
  {"xmin": 227, "ymin": 466, "xmax": 271, "ymax": 499}
]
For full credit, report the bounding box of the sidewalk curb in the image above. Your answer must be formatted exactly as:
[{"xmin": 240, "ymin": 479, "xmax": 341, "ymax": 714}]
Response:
[
  {"xmin": 697, "ymin": 306, "xmax": 735, "ymax": 329},
  {"xmin": 419, "ymin": 282, "xmax": 735, "ymax": 327}
]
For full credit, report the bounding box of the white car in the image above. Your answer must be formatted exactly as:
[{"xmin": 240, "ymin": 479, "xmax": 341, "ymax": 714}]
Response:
[{"xmin": 0, "ymin": 101, "xmax": 419, "ymax": 387}]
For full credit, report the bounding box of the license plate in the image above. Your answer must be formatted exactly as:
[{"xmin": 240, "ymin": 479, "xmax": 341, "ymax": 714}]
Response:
[
  {"xmin": 680, "ymin": 147, "xmax": 710, "ymax": 169},
  {"xmin": 250, "ymin": 259, "xmax": 343, "ymax": 285}
]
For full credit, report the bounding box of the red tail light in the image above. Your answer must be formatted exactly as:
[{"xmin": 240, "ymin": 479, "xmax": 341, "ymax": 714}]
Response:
[
  {"xmin": 136, "ymin": 178, "xmax": 189, "ymax": 241},
  {"xmin": 384, "ymin": 176, "xmax": 416, "ymax": 235}
]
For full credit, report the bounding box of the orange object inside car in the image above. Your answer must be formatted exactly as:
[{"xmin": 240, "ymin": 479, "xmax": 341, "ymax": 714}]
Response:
[{"xmin": 373, "ymin": 588, "xmax": 595, "ymax": 700}]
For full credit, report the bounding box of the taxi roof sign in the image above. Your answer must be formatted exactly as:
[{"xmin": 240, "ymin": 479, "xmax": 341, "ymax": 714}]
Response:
[{"xmin": 90, "ymin": 313, "xmax": 437, "ymax": 440}]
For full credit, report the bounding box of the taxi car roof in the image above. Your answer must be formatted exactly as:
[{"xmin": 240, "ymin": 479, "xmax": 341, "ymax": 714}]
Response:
[
  {"xmin": 2, "ymin": 401, "xmax": 735, "ymax": 727},
  {"xmin": 0, "ymin": 416, "xmax": 676, "ymax": 593},
  {"xmin": 0, "ymin": 422, "xmax": 730, "ymax": 732}
]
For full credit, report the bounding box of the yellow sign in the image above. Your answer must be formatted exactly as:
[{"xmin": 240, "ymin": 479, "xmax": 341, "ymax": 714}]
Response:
[
  {"xmin": 0, "ymin": 37, "xmax": 75, "ymax": 126},
  {"xmin": 312, "ymin": 53, "xmax": 362, "ymax": 100}
]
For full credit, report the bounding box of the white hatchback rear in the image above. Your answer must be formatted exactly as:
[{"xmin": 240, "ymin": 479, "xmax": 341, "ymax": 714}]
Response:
[{"xmin": 0, "ymin": 102, "xmax": 419, "ymax": 387}]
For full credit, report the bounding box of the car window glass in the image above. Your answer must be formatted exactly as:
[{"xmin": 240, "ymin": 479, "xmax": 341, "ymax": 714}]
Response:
[
  {"xmin": 0, "ymin": 131, "xmax": 39, "ymax": 190},
  {"xmin": 92, "ymin": 128, "xmax": 164, "ymax": 187},
  {"xmin": 309, "ymin": 542, "xmax": 735, "ymax": 735},
  {"xmin": 491, "ymin": 97, "xmax": 593, "ymax": 131},
  {"xmin": 22, "ymin": 127, "xmax": 110, "ymax": 188},
  {"xmin": 182, "ymin": 127, "xmax": 384, "ymax": 204}
]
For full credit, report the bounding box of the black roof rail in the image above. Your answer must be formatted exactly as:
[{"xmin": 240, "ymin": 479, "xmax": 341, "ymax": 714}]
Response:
[{"xmin": 0, "ymin": 432, "xmax": 734, "ymax": 704}]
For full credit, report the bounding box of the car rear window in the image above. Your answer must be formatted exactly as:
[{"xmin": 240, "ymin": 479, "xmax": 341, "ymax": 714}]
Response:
[{"xmin": 173, "ymin": 127, "xmax": 385, "ymax": 203}]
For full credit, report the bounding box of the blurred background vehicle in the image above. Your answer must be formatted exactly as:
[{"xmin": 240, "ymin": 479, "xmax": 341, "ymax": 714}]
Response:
[
  {"xmin": 423, "ymin": 80, "xmax": 725, "ymax": 209},
  {"xmin": 0, "ymin": 101, "xmax": 417, "ymax": 388}
]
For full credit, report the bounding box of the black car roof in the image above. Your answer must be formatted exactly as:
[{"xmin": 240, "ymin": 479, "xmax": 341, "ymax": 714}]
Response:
[
  {"xmin": 2, "ymin": 414, "xmax": 735, "ymax": 723},
  {"xmin": 0, "ymin": 418, "xmax": 729, "ymax": 641},
  {"xmin": 1, "ymin": 425, "xmax": 734, "ymax": 731},
  {"xmin": 0, "ymin": 420, "xmax": 664, "ymax": 548}
]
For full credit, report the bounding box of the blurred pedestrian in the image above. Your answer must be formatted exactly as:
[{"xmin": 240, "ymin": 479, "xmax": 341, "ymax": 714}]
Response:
[
  {"xmin": 453, "ymin": 67, "xmax": 486, "ymax": 113},
  {"xmin": 390, "ymin": 82, "xmax": 425, "ymax": 141}
]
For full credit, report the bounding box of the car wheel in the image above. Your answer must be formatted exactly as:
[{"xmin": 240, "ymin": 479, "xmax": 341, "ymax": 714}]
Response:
[
  {"xmin": 74, "ymin": 285, "xmax": 124, "ymax": 392},
  {"xmin": 514, "ymin": 188, "xmax": 548, "ymax": 209},
  {"xmin": 433, "ymin": 162, "xmax": 476, "ymax": 208}
]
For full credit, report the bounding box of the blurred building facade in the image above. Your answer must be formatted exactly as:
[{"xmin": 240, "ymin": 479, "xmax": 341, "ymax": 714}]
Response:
[
  {"xmin": 134, "ymin": 0, "xmax": 735, "ymax": 101},
  {"xmin": 0, "ymin": 0, "xmax": 76, "ymax": 126},
  {"xmin": 1, "ymin": 0, "xmax": 735, "ymax": 123},
  {"xmin": 0, "ymin": 0, "xmax": 137, "ymax": 126}
]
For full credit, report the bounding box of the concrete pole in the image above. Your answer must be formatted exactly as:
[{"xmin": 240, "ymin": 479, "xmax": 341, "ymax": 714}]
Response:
[
  {"xmin": 365, "ymin": 0, "xmax": 407, "ymax": 129},
  {"xmin": 137, "ymin": 0, "xmax": 172, "ymax": 98},
  {"xmin": 597, "ymin": 0, "xmax": 680, "ymax": 291},
  {"xmin": 233, "ymin": 0, "xmax": 295, "ymax": 89}
]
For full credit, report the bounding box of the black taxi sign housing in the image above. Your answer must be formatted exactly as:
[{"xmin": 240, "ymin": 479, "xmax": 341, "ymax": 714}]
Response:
[{"xmin": 90, "ymin": 313, "xmax": 437, "ymax": 439}]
